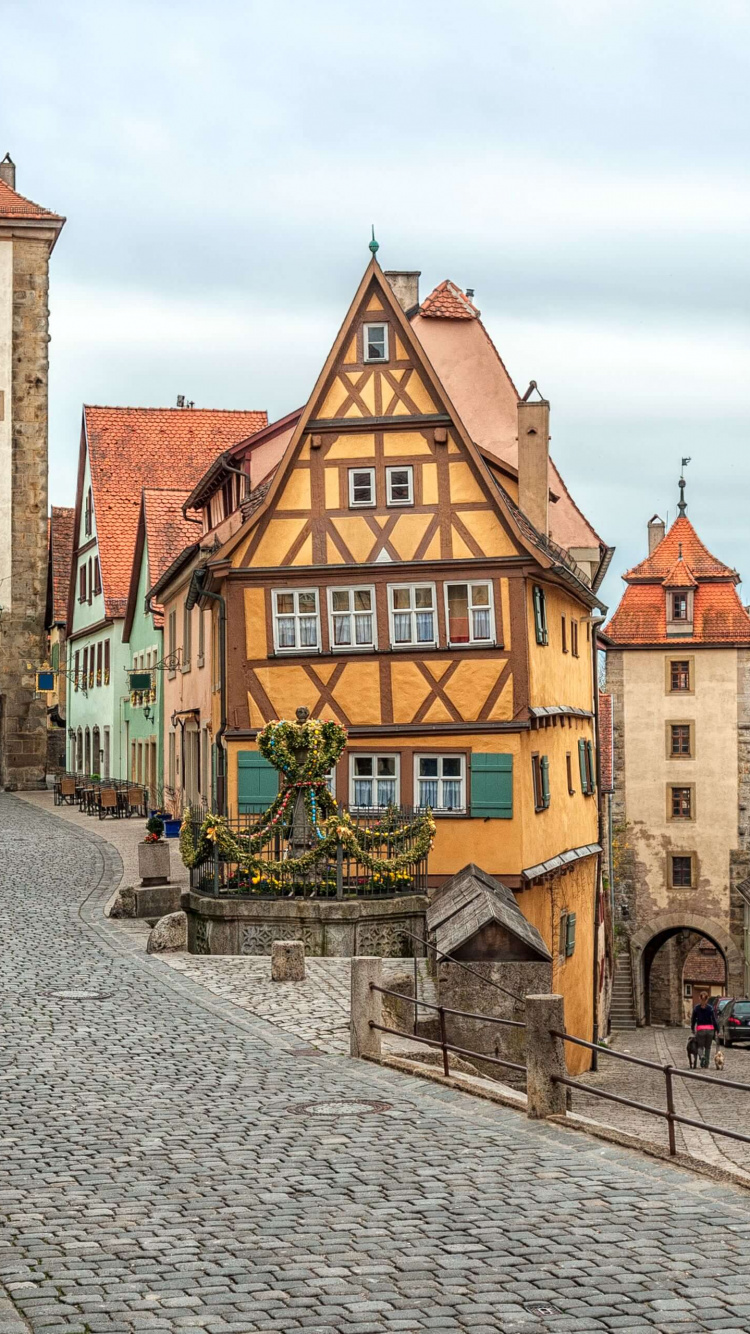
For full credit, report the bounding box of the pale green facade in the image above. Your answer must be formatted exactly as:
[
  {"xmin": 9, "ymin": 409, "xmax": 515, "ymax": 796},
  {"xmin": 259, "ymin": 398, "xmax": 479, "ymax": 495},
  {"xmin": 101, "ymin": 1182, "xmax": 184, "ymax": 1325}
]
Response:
[{"xmin": 122, "ymin": 534, "xmax": 163, "ymax": 801}]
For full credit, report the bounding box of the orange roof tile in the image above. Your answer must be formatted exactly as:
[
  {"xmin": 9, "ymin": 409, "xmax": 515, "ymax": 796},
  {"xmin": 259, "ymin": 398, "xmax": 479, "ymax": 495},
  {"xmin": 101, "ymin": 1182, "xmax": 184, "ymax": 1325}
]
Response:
[
  {"xmin": 83, "ymin": 406, "xmax": 266, "ymax": 619},
  {"xmin": 49, "ymin": 506, "xmax": 75, "ymax": 626},
  {"xmin": 143, "ymin": 489, "xmax": 199, "ymax": 587},
  {"xmin": 0, "ymin": 176, "xmax": 63, "ymax": 220},
  {"xmin": 419, "ymin": 279, "xmax": 479, "ymax": 320},
  {"xmin": 662, "ymin": 556, "xmax": 697, "ymax": 588},
  {"xmin": 623, "ymin": 516, "xmax": 736, "ymax": 582}
]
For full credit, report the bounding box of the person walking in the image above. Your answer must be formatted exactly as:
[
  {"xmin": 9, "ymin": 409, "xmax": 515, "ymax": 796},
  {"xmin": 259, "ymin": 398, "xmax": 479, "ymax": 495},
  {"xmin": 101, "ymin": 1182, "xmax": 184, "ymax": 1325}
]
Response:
[{"xmin": 690, "ymin": 990, "xmax": 718, "ymax": 1069}]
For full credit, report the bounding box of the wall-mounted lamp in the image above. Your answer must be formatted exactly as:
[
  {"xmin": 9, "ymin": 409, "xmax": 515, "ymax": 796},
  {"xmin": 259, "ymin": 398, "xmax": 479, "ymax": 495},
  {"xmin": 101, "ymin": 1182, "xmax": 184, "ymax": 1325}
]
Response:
[
  {"xmin": 144, "ymin": 705, "xmax": 153, "ymax": 722},
  {"xmin": 67, "ymin": 727, "xmax": 76, "ymax": 740}
]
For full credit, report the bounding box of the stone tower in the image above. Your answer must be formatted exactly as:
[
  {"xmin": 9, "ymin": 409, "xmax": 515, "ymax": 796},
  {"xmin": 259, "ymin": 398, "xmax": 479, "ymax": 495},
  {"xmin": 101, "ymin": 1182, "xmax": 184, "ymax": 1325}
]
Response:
[{"xmin": 0, "ymin": 156, "xmax": 65, "ymax": 787}]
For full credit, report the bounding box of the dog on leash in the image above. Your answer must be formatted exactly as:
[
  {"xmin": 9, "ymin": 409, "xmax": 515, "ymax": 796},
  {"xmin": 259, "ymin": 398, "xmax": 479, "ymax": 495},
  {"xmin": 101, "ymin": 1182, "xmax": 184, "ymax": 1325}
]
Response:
[
  {"xmin": 715, "ymin": 1047, "xmax": 725, "ymax": 1070},
  {"xmin": 686, "ymin": 1034, "xmax": 700, "ymax": 1068}
]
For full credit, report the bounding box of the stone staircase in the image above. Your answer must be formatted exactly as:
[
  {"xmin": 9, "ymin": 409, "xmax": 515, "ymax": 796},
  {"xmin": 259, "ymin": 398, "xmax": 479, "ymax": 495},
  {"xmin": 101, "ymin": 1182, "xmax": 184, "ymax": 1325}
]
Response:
[{"xmin": 611, "ymin": 949, "xmax": 637, "ymax": 1029}]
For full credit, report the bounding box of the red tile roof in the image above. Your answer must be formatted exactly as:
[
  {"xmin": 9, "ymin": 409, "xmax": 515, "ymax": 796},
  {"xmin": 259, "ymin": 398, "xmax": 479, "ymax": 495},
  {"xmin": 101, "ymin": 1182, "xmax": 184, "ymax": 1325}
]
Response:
[
  {"xmin": 419, "ymin": 280, "xmax": 479, "ymax": 320},
  {"xmin": 83, "ymin": 406, "xmax": 266, "ymax": 619},
  {"xmin": 49, "ymin": 506, "xmax": 75, "ymax": 626},
  {"xmin": 598, "ymin": 693, "xmax": 614, "ymax": 793},
  {"xmin": 623, "ymin": 517, "xmax": 736, "ymax": 582},
  {"xmin": 0, "ymin": 176, "xmax": 63, "ymax": 220},
  {"xmin": 142, "ymin": 490, "xmax": 199, "ymax": 627},
  {"xmin": 605, "ymin": 515, "xmax": 750, "ymax": 646}
]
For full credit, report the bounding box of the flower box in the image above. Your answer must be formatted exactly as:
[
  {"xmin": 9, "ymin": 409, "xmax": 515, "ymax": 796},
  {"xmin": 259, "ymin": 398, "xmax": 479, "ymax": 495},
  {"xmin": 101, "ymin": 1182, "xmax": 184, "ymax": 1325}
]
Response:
[{"xmin": 138, "ymin": 839, "xmax": 170, "ymax": 886}]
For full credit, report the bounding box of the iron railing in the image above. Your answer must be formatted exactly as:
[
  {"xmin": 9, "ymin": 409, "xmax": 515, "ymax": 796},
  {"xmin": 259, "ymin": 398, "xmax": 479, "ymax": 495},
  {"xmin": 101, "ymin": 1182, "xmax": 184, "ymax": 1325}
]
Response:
[
  {"xmin": 551, "ymin": 1030, "xmax": 750, "ymax": 1157},
  {"xmin": 185, "ymin": 805, "xmax": 429, "ymax": 900},
  {"xmin": 370, "ymin": 984, "xmax": 526, "ymax": 1078}
]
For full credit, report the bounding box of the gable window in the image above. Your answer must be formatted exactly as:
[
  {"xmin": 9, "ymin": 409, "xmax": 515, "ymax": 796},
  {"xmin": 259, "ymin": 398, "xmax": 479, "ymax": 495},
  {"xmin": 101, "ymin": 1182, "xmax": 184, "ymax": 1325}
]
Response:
[
  {"xmin": 388, "ymin": 584, "xmax": 436, "ymax": 647},
  {"xmin": 445, "ymin": 582, "xmax": 494, "ymax": 646},
  {"xmin": 350, "ymin": 754, "xmax": 399, "ymax": 808},
  {"xmin": 571, "ymin": 619, "xmax": 579, "ymax": 657},
  {"xmin": 348, "ymin": 468, "xmax": 375, "ymax": 508},
  {"xmin": 671, "ymin": 855, "xmax": 693, "ymax": 888},
  {"xmin": 84, "ymin": 487, "xmax": 92, "ymax": 536},
  {"xmin": 533, "ymin": 585, "xmax": 548, "ymax": 645},
  {"xmin": 670, "ymin": 786, "xmax": 693, "ymax": 820},
  {"xmin": 672, "ymin": 593, "xmax": 688, "ymax": 620},
  {"xmin": 363, "ymin": 322, "xmax": 388, "ymax": 363},
  {"xmin": 416, "ymin": 755, "xmax": 465, "ymax": 812},
  {"xmin": 532, "ymin": 753, "xmax": 550, "ymax": 811},
  {"xmin": 386, "ymin": 466, "xmax": 413, "ymax": 507},
  {"xmin": 328, "ymin": 586, "xmax": 376, "ymax": 650},
  {"xmin": 273, "ymin": 589, "xmax": 320, "ymax": 652},
  {"xmin": 670, "ymin": 659, "xmax": 691, "ymax": 692},
  {"xmin": 670, "ymin": 723, "xmax": 692, "ymax": 757},
  {"xmin": 79, "ymin": 564, "xmax": 87, "ymax": 602}
]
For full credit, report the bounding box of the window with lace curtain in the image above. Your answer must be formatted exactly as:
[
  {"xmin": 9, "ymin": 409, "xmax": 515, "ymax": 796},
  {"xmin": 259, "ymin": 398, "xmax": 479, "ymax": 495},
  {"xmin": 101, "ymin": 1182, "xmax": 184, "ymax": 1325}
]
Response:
[{"xmin": 388, "ymin": 584, "xmax": 436, "ymax": 647}]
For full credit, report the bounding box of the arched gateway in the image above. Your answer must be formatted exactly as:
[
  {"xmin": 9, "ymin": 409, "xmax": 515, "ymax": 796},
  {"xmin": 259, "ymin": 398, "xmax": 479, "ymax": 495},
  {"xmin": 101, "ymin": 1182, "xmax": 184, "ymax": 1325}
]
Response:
[{"xmin": 629, "ymin": 913, "xmax": 744, "ymax": 1026}]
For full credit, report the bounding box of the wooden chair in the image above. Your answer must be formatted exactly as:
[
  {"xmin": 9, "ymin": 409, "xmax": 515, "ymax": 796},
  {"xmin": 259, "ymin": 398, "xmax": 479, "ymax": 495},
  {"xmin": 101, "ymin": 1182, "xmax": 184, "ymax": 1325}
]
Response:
[
  {"xmin": 98, "ymin": 787, "xmax": 120, "ymax": 819},
  {"xmin": 125, "ymin": 786, "xmax": 146, "ymax": 818}
]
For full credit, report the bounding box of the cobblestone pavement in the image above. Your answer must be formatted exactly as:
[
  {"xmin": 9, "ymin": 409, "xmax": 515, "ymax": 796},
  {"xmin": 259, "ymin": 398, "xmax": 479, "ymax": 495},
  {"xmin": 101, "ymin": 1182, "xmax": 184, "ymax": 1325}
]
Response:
[
  {"xmin": 574, "ymin": 1027, "xmax": 750, "ymax": 1176},
  {"xmin": 6, "ymin": 796, "xmax": 750, "ymax": 1334}
]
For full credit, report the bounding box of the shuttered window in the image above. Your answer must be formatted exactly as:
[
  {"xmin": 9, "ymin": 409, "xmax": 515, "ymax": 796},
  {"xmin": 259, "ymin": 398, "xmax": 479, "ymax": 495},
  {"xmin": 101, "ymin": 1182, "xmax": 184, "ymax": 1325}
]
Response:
[
  {"xmin": 533, "ymin": 585, "xmax": 548, "ymax": 645},
  {"xmin": 565, "ymin": 912, "xmax": 577, "ymax": 957},
  {"xmin": 586, "ymin": 739, "xmax": 596, "ymax": 792},
  {"xmin": 578, "ymin": 738, "xmax": 589, "ymax": 794},
  {"xmin": 237, "ymin": 751, "xmax": 279, "ymax": 814},
  {"xmin": 470, "ymin": 753, "xmax": 513, "ymax": 819}
]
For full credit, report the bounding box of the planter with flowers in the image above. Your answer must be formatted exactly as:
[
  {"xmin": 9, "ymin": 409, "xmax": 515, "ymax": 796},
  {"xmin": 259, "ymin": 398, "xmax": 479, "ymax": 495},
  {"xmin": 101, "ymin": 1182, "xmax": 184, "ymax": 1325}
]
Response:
[{"xmin": 138, "ymin": 815, "xmax": 171, "ymax": 886}]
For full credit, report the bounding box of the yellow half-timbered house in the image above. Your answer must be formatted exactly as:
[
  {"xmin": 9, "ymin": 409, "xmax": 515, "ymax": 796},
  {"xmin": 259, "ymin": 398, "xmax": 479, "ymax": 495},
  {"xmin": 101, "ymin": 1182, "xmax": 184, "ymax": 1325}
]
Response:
[{"xmin": 191, "ymin": 257, "xmax": 610, "ymax": 1061}]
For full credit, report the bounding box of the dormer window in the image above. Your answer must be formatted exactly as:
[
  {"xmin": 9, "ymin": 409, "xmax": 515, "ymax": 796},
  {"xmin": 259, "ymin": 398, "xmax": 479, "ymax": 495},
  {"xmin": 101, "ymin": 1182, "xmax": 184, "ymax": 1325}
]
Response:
[
  {"xmin": 672, "ymin": 593, "xmax": 688, "ymax": 620},
  {"xmin": 363, "ymin": 323, "xmax": 388, "ymax": 363},
  {"xmin": 666, "ymin": 586, "xmax": 694, "ymax": 635}
]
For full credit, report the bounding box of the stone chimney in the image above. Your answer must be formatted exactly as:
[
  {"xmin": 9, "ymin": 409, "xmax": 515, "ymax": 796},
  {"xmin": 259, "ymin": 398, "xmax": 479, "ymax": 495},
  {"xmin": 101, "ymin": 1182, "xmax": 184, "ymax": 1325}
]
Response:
[
  {"xmin": 384, "ymin": 271, "xmax": 420, "ymax": 313},
  {"xmin": 648, "ymin": 514, "xmax": 665, "ymax": 554},
  {"xmin": 517, "ymin": 390, "xmax": 550, "ymax": 537},
  {"xmin": 0, "ymin": 154, "xmax": 16, "ymax": 189}
]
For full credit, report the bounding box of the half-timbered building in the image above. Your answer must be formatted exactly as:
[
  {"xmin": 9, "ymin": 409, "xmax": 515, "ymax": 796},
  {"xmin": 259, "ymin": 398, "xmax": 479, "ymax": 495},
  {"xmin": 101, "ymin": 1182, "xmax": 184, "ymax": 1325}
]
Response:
[{"xmin": 190, "ymin": 257, "xmax": 611, "ymax": 1057}]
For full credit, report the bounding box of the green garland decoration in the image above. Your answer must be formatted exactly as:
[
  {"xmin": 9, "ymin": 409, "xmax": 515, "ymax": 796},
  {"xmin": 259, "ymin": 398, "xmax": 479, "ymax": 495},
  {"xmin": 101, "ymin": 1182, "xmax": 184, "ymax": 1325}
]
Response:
[{"xmin": 179, "ymin": 715, "xmax": 436, "ymax": 882}]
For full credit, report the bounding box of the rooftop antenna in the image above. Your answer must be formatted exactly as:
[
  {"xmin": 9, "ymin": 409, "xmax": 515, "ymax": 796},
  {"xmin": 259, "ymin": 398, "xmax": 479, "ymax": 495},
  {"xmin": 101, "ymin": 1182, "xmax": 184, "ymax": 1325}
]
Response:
[{"xmin": 678, "ymin": 457, "xmax": 691, "ymax": 516}]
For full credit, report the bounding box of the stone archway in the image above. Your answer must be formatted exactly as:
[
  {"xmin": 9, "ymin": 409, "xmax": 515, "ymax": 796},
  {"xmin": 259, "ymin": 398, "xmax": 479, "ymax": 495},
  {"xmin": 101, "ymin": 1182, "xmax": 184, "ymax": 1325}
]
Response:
[{"xmin": 630, "ymin": 912, "xmax": 744, "ymax": 1026}]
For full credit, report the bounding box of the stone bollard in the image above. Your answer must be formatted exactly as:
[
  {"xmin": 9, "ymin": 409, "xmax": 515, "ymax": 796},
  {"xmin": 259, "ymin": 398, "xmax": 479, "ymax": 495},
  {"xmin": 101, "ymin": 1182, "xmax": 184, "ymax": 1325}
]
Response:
[
  {"xmin": 350, "ymin": 957, "xmax": 383, "ymax": 1060},
  {"xmin": 271, "ymin": 940, "xmax": 305, "ymax": 982},
  {"xmin": 525, "ymin": 994, "xmax": 568, "ymax": 1119}
]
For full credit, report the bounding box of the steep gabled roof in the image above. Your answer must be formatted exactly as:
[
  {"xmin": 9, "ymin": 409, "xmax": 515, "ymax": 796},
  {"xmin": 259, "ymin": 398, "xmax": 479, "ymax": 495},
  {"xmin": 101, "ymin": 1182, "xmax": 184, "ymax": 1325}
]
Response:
[
  {"xmin": 419, "ymin": 279, "xmax": 480, "ymax": 320},
  {"xmin": 72, "ymin": 406, "xmax": 266, "ymax": 624},
  {"xmin": 605, "ymin": 514, "xmax": 750, "ymax": 646},
  {"xmin": 47, "ymin": 506, "xmax": 75, "ymax": 628},
  {"xmin": 123, "ymin": 488, "xmax": 198, "ymax": 638},
  {"xmin": 0, "ymin": 175, "xmax": 63, "ymax": 221}
]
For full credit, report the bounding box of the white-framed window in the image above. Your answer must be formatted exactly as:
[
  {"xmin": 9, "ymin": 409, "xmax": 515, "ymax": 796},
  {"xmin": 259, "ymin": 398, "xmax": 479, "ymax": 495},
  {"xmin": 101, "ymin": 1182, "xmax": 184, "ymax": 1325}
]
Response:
[
  {"xmin": 273, "ymin": 588, "xmax": 320, "ymax": 652},
  {"xmin": 328, "ymin": 586, "xmax": 376, "ymax": 650},
  {"xmin": 363, "ymin": 322, "xmax": 388, "ymax": 363},
  {"xmin": 348, "ymin": 467, "xmax": 375, "ymax": 508},
  {"xmin": 445, "ymin": 581, "xmax": 494, "ymax": 646},
  {"xmin": 388, "ymin": 583, "xmax": 437, "ymax": 647},
  {"xmin": 350, "ymin": 754, "xmax": 399, "ymax": 808},
  {"xmin": 415, "ymin": 754, "xmax": 465, "ymax": 812},
  {"xmin": 386, "ymin": 465, "xmax": 413, "ymax": 506}
]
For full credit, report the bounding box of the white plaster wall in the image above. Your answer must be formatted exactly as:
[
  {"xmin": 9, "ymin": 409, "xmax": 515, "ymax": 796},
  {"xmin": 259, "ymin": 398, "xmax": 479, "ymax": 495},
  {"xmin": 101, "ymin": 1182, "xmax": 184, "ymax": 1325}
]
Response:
[
  {"xmin": 0, "ymin": 239, "xmax": 13, "ymax": 610},
  {"xmin": 623, "ymin": 648, "xmax": 738, "ymax": 918}
]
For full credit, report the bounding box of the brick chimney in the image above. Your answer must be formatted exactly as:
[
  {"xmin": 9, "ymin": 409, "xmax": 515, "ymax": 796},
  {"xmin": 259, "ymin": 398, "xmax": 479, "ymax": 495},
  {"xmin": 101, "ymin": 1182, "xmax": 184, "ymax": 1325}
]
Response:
[
  {"xmin": 384, "ymin": 271, "xmax": 420, "ymax": 313},
  {"xmin": 517, "ymin": 390, "xmax": 550, "ymax": 537},
  {"xmin": 0, "ymin": 154, "xmax": 16, "ymax": 189},
  {"xmin": 648, "ymin": 514, "xmax": 665, "ymax": 554}
]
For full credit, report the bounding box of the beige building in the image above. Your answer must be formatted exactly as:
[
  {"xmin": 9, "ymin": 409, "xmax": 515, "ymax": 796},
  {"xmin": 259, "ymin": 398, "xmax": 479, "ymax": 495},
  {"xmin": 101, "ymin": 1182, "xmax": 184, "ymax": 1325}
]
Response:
[
  {"xmin": 0, "ymin": 157, "xmax": 64, "ymax": 787},
  {"xmin": 604, "ymin": 494, "xmax": 750, "ymax": 1025}
]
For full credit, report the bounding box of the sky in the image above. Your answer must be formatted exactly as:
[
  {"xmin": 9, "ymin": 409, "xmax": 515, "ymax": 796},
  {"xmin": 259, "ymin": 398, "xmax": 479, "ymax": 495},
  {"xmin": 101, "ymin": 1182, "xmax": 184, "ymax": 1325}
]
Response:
[{"xmin": 2, "ymin": 0, "xmax": 749, "ymax": 613}]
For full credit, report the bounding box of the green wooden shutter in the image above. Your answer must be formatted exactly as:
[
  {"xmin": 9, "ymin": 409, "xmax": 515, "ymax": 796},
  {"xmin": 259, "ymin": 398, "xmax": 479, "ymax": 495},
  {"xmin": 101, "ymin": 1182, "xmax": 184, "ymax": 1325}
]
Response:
[
  {"xmin": 533, "ymin": 585, "xmax": 548, "ymax": 645},
  {"xmin": 51, "ymin": 642, "xmax": 59, "ymax": 672},
  {"xmin": 578, "ymin": 738, "xmax": 589, "ymax": 794},
  {"xmin": 540, "ymin": 755, "xmax": 550, "ymax": 809},
  {"xmin": 237, "ymin": 751, "xmax": 278, "ymax": 814},
  {"xmin": 565, "ymin": 912, "xmax": 577, "ymax": 957},
  {"xmin": 470, "ymin": 753, "xmax": 513, "ymax": 819},
  {"xmin": 587, "ymin": 740, "xmax": 596, "ymax": 793}
]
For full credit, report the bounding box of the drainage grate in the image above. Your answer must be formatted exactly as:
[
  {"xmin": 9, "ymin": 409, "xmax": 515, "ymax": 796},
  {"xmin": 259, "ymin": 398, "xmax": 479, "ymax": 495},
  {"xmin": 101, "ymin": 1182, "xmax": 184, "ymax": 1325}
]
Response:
[
  {"xmin": 45, "ymin": 990, "xmax": 109, "ymax": 1000},
  {"xmin": 288, "ymin": 1099, "xmax": 392, "ymax": 1116},
  {"xmin": 525, "ymin": 1303, "xmax": 561, "ymax": 1317}
]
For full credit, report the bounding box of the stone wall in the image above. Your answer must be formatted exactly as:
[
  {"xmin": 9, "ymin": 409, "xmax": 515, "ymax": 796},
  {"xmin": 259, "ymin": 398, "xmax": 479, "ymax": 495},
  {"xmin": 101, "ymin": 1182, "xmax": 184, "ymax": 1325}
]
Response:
[
  {"xmin": 0, "ymin": 237, "xmax": 52, "ymax": 789},
  {"xmin": 437, "ymin": 959, "xmax": 551, "ymax": 1085}
]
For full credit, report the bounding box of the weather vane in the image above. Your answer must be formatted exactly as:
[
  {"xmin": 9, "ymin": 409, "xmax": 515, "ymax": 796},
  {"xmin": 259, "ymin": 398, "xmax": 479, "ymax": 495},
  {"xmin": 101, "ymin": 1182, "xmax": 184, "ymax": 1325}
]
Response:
[
  {"xmin": 678, "ymin": 457, "xmax": 691, "ymax": 516},
  {"xmin": 369, "ymin": 225, "xmax": 379, "ymax": 257}
]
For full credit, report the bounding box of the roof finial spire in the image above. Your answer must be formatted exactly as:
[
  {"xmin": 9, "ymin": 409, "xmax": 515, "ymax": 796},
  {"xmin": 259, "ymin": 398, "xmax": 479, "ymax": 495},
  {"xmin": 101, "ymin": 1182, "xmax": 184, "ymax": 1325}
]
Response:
[
  {"xmin": 368, "ymin": 225, "xmax": 379, "ymax": 258},
  {"xmin": 678, "ymin": 456, "xmax": 690, "ymax": 516}
]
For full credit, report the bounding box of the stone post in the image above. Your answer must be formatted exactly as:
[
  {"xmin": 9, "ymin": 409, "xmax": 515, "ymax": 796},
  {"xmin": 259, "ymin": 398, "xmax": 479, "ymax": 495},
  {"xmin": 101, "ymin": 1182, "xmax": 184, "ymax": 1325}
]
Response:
[
  {"xmin": 350, "ymin": 957, "xmax": 383, "ymax": 1060},
  {"xmin": 525, "ymin": 993, "xmax": 568, "ymax": 1119},
  {"xmin": 271, "ymin": 940, "xmax": 305, "ymax": 981}
]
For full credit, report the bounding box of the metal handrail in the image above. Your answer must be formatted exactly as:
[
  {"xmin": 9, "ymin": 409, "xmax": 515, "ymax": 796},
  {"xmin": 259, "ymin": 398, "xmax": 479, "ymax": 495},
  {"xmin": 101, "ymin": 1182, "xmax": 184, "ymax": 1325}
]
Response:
[
  {"xmin": 551, "ymin": 1027, "xmax": 750, "ymax": 1157},
  {"xmin": 371, "ymin": 983, "xmax": 525, "ymax": 1027},
  {"xmin": 369, "ymin": 1021, "xmax": 526, "ymax": 1078},
  {"xmin": 369, "ymin": 983, "xmax": 526, "ymax": 1080}
]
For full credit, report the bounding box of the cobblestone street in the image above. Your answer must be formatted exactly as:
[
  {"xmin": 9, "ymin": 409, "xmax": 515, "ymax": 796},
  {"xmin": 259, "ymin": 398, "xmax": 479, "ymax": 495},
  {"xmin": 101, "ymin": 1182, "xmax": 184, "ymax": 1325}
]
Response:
[
  {"xmin": 574, "ymin": 1028, "xmax": 750, "ymax": 1177},
  {"xmin": 5, "ymin": 795, "xmax": 750, "ymax": 1334}
]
